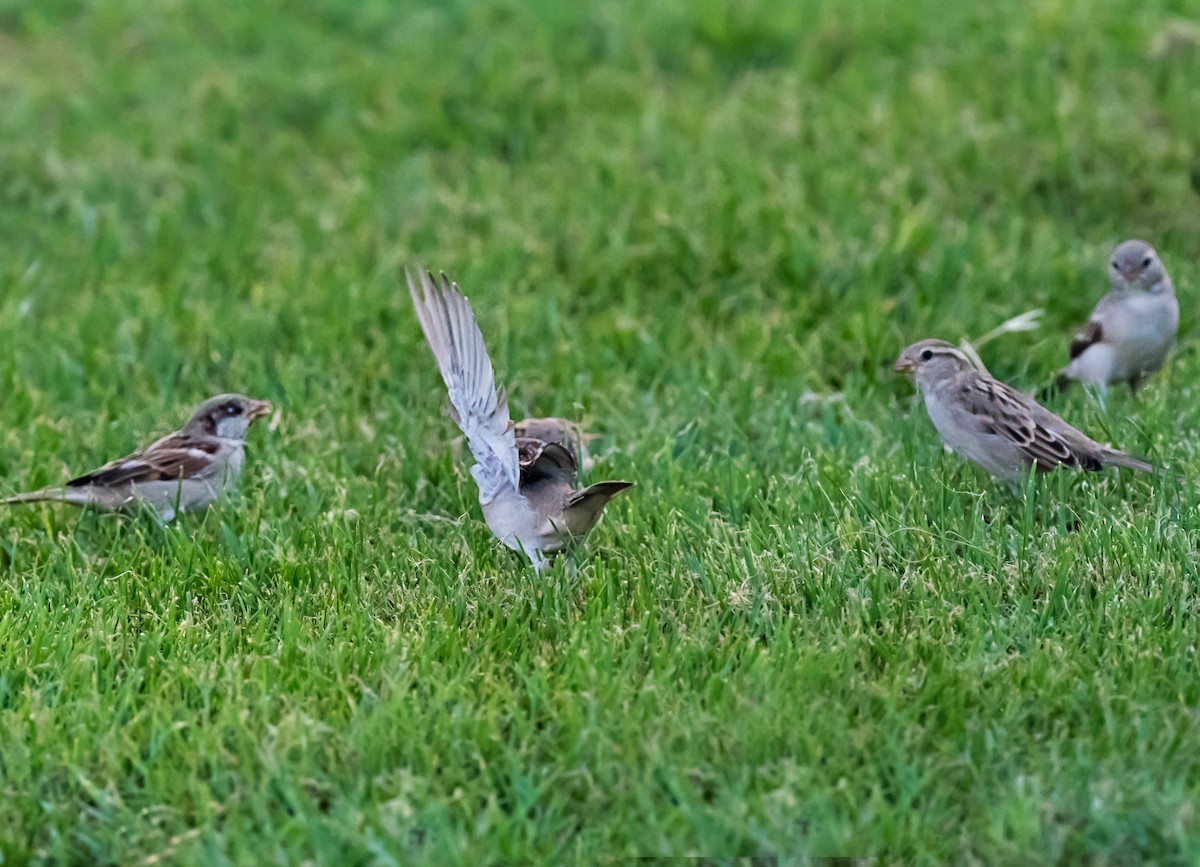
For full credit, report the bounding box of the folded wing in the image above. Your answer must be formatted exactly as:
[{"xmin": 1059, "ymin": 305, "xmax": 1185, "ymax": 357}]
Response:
[
  {"xmin": 965, "ymin": 376, "xmax": 1104, "ymax": 472},
  {"xmin": 66, "ymin": 434, "xmax": 223, "ymax": 487}
]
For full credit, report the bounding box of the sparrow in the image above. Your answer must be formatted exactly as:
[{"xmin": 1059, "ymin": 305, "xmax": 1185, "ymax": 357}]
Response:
[
  {"xmin": 894, "ymin": 339, "xmax": 1152, "ymax": 487},
  {"xmin": 407, "ymin": 268, "xmax": 633, "ymax": 571},
  {"xmin": 1063, "ymin": 239, "xmax": 1179, "ymax": 393},
  {"xmin": 2, "ymin": 394, "xmax": 272, "ymax": 520}
]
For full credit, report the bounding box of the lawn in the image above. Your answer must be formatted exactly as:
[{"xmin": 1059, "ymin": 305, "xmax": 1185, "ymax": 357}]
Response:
[{"xmin": 2, "ymin": 0, "xmax": 1200, "ymax": 863}]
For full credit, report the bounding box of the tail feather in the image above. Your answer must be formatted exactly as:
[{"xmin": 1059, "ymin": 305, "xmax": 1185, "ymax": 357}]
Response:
[
  {"xmin": 1101, "ymin": 449, "xmax": 1153, "ymax": 474},
  {"xmin": 1, "ymin": 488, "xmax": 92, "ymax": 507},
  {"xmin": 563, "ymin": 481, "xmax": 634, "ymax": 536}
]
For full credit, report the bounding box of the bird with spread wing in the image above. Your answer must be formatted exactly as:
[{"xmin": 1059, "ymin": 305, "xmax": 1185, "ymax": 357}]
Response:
[{"xmin": 408, "ymin": 269, "xmax": 633, "ymax": 571}]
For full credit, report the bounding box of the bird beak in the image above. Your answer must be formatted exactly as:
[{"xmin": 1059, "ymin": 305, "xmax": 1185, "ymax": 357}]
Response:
[
  {"xmin": 1119, "ymin": 265, "xmax": 1140, "ymax": 284},
  {"xmin": 246, "ymin": 399, "xmax": 273, "ymax": 421},
  {"xmin": 893, "ymin": 356, "xmax": 916, "ymax": 374}
]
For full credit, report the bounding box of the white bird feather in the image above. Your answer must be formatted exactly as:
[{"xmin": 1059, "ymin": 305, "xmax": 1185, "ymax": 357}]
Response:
[{"xmin": 407, "ymin": 269, "xmax": 521, "ymax": 504}]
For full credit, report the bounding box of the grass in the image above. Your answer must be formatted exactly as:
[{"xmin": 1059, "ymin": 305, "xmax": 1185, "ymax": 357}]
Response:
[{"xmin": 2, "ymin": 0, "xmax": 1200, "ymax": 862}]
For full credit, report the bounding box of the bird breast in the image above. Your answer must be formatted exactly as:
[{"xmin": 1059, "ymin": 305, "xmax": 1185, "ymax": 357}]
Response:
[
  {"xmin": 921, "ymin": 382, "xmax": 1027, "ymax": 480},
  {"xmin": 482, "ymin": 486, "xmax": 568, "ymax": 555},
  {"xmin": 1104, "ymin": 293, "xmax": 1179, "ymax": 347}
]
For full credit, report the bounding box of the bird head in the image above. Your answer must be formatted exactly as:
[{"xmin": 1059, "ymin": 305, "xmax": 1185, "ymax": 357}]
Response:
[
  {"xmin": 1109, "ymin": 240, "xmax": 1172, "ymax": 294},
  {"xmin": 893, "ymin": 339, "xmax": 975, "ymax": 388},
  {"xmin": 185, "ymin": 394, "xmax": 273, "ymax": 440}
]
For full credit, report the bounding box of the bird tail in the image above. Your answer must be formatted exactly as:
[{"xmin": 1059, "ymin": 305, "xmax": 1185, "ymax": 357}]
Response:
[
  {"xmin": 1, "ymin": 488, "xmax": 92, "ymax": 507},
  {"xmin": 1101, "ymin": 449, "xmax": 1153, "ymax": 474},
  {"xmin": 563, "ymin": 481, "xmax": 634, "ymax": 536}
]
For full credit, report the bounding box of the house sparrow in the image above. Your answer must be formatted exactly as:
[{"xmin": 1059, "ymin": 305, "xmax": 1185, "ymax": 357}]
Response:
[
  {"xmin": 407, "ymin": 269, "xmax": 633, "ymax": 571},
  {"xmin": 1064, "ymin": 239, "xmax": 1179, "ymax": 393},
  {"xmin": 895, "ymin": 339, "xmax": 1152, "ymax": 487},
  {"xmin": 2, "ymin": 394, "xmax": 272, "ymax": 520}
]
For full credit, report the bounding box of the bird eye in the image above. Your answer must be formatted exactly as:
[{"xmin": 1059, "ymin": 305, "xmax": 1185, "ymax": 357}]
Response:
[
  {"xmin": 1110, "ymin": 261, "xmax": 1119, "ymax": 270},
  {"xmin": 226, "ymin": 403, "xmax": 244, "ymax": 416},
  {"xmin": 1141, "ymin": 256, "xmax": 1152, "ymax": 269},
  {"xmin": 920, "ymin": 349, "xmax": 933, "ymax": 361}
]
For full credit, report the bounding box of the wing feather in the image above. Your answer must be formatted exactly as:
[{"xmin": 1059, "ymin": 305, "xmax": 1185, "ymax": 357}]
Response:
[
  {"xmin": 67, "ymin": 435, "xmax": 221, "ymax": 487},
  {"xmin": 1069, "ymin": 293, "xmax": 1118, "ymax": 360},
  {"xmin": 966, "ymin": 376, "xmax": 1103, "ymax": 473},
  {"xmin": 408, "ymin": 269, "xmax": 520, "ymax": 502},
  {"xmin": 1069, "ymin": 319, "xmax": 1104, "ymax": 361},
  {"xmin": 513, "ymin": 417, "xmax": 592, "ymax": 470},
  {"xmin": 516, "ymin": 439, "xmax": 578, "ymax": 488}
]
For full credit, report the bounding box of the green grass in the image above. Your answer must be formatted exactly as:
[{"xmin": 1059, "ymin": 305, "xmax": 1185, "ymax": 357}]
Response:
[{"xmin": 2, "ymin": 0, "xmax": 1200, "ymax": 862}]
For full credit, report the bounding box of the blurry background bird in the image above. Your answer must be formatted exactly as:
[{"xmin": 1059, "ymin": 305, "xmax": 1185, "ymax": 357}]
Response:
[{"xmin": 1059, "ymin": 239, "xmax": 1179, "ymax": 398}]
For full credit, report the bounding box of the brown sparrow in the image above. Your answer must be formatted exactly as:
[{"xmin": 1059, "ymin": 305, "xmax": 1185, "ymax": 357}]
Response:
[
  {"xmin": 2, "ymin": 394, "xmax": 271, "ymax": 520},
  {"xmin": 895, "ymin": 340, "xmax": 1151, "ymax": 487},
  {"xmin": 408, "ymin": 269, "xmax": 632, "ymax": 571}
]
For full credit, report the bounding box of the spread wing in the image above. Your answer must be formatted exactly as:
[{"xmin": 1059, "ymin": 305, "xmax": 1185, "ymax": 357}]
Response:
[
  {"xmin": 67, "ymin": 433, "xmax": 222, "ymax": 488},
  {"xmin": 960, "ymin": 374, "xmax": 1104, "ymax": 472},
  {"xmin": 408, "ymin": 269, "xmax": 520, "ymax": 503}
]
